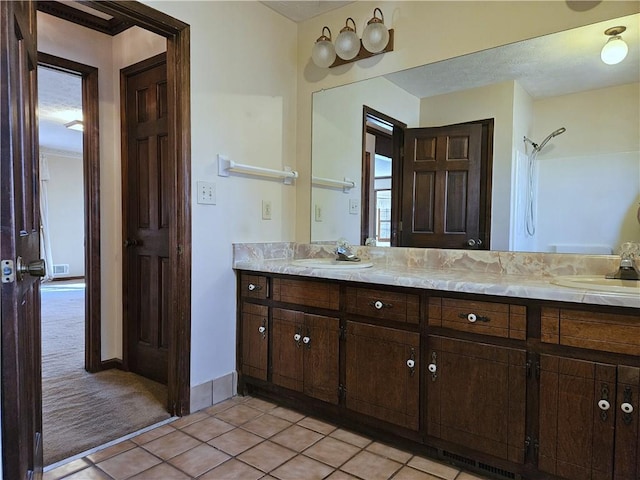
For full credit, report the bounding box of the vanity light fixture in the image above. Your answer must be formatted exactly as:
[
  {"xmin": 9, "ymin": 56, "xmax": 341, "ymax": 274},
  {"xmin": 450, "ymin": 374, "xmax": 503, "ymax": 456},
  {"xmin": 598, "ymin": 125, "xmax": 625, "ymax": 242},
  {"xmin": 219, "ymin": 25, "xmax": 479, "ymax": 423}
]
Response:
[
  {"xmin": 310, "ymin": 9, "xmax": 394, "ymax": 69},
  {"xmin": 311, "ymin": 27, "xmax": 336, "ymax": 68},
  {"xmin": 64, "ymin": 120, "xmax": 84, "ymax": 132},
  {"xmin": 601, "ymin": 26, "xmax": 628, "ymax": 65},
  {"xmin": 362, "ymin": 8, "xmax": 389, "ymax": 54},
  {"xmin": 335, "ymin": 17, "xmax": 360, "ymax": 60}
]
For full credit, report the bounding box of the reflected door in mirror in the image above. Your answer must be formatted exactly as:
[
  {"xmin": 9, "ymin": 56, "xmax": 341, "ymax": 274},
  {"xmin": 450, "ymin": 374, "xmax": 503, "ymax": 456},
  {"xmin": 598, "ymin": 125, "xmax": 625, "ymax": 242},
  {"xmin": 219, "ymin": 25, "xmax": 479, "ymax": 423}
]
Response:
[{"xmin": 400, "ymin": 123, "xmax": 486, "ymax": 248}]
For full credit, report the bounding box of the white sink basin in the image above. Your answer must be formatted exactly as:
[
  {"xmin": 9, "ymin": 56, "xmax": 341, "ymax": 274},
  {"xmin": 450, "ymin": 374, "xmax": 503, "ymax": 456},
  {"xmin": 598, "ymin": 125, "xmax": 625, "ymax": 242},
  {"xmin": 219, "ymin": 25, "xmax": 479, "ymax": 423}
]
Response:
[
  {"xmin": 292, "ymin": 258, "xmax": 374, "ymax": 269},
  {"xmin": 552, "ymin": 275, "xmax": 640, "ymax": 296}
]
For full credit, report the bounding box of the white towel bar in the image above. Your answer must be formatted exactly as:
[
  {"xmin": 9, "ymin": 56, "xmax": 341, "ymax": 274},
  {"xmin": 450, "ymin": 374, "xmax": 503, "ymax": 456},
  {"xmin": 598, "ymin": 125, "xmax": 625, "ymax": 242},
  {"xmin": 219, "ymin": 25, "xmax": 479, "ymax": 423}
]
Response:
[
  {"xmin": 218, "ymin": 155, "xmax": 298, "ymax": 185},
  {"xmin": 312, "ymin": 175, "xmax": 356, "ymax": 192}
]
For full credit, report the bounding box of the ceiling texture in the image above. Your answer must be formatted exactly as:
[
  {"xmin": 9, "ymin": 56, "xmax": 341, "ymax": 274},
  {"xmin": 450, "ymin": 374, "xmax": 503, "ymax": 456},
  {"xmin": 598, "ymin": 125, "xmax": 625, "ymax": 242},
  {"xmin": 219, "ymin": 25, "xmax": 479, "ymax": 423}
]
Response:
[{"xmin": 37, "ymin": 2, "xmax": 638, "ymax": 155}]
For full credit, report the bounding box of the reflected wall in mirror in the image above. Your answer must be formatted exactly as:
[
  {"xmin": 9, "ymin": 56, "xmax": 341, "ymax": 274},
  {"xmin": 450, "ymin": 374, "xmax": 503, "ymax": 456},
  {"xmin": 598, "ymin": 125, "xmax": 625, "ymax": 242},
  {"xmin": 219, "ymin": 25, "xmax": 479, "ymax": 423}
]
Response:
[{"xmin": 311, "ymin": 13, "xmax": 640, "ymax": 254}]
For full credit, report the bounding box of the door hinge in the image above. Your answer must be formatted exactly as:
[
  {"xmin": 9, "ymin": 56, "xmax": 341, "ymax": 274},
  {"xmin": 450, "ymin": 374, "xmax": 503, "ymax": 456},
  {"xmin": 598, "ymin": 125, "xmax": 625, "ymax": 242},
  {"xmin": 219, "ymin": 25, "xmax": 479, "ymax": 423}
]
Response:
[
  {"xmin": 339, "ymin": 325, "xmax": 346, "ymax": 340},
  {"xmin": 399, "ymin": 221, "xmax": 403, "ymax": 232},
  {"xmin": 1, "ymin": 259, "xmax": 15, "ymax": 283},
  {"xmin": 338, "ymin": 384, "xmax": 347, "ymax": 401},
  {"xmin": 177, "ymin": 244, "xmax": 184, "ymax": 255}
]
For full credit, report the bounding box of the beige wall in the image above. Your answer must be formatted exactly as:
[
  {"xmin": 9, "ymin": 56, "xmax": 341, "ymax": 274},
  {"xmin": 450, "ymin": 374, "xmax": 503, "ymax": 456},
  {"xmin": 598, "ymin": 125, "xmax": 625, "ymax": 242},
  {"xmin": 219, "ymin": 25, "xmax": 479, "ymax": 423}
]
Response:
[
  {"xmin": 42, "ymin": 151, "xmax": 84, "ymax": 277},
  {"xmin": 295, "ymin": 1, "xmax": 640, "ymax": 241}
]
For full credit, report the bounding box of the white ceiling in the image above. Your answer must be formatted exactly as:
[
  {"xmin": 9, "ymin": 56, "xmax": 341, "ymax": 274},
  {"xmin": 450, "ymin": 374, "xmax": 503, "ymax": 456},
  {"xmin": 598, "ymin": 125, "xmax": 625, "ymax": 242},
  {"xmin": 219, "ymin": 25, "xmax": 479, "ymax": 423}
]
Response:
[
  {"xmin": 261, "ymin": 1, "xmax": 354, "ymax": 22},
  {"xmin": 385, "ymin": 13, "xmax": 639, "ymax": 100},
  {"xmin": 38, "ymin": 66, "xmax": 83, "ymax": 155}
]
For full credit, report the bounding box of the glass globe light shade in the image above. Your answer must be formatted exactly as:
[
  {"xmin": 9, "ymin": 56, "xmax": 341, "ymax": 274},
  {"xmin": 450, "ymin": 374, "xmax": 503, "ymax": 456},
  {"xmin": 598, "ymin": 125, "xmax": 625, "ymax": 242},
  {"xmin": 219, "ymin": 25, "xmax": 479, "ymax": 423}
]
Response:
[
  {"xmin": 312, "ymin": 38, "xmax": 336, "ymax": 68},
  {"xmin": 601, "ymin": 36, "xmax": 628, "ymax": 65},
  {"xmin": 362, "ymin": 18, "xmax": 389, "ymax": 53},
  {"xmin": 335, "ymin": 19, "xmax": 360, "ymax": 60}
]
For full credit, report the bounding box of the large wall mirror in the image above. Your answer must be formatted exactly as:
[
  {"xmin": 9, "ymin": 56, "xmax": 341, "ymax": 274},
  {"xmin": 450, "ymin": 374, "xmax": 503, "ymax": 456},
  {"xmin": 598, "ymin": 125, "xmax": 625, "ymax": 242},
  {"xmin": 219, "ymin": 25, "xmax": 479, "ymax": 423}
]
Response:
[{"xmin": 311, "ymin": 13, "xmax": 639, "ymax": 254}]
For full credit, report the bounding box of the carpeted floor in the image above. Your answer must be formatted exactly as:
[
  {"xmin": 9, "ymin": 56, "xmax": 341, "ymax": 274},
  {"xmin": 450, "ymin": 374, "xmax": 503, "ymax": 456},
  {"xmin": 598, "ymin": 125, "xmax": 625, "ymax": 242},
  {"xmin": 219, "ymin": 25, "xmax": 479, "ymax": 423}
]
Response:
[{"xmin": 41, "ymin": 281, "xmax": 171, "ymax": 466}]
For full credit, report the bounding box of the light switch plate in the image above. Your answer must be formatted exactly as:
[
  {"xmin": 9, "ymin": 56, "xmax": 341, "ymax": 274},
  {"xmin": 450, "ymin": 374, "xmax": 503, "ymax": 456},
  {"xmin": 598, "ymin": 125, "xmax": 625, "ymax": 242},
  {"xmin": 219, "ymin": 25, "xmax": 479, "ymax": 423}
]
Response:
[
  {"xmin": 315, "ymin": 204, "xmax": 323, "ymax": 222},
  {"xmin": 349, "ymin": 198, "xmax": 359, "ymax": 214},
  {"xmin": 262, "ymin": 200, "xmax": 272, "ymax": 220},
  {"xmin": 197, "ymin": 181, "xmax": 216, "ymax": 205}
]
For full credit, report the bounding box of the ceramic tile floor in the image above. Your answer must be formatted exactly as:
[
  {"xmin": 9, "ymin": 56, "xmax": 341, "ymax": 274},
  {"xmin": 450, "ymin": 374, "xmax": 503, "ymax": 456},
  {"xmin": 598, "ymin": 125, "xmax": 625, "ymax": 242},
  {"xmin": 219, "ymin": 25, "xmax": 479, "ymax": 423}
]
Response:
[{"xmin": 44, "ymin": 395, "xmax": 491, "ymax": 480}]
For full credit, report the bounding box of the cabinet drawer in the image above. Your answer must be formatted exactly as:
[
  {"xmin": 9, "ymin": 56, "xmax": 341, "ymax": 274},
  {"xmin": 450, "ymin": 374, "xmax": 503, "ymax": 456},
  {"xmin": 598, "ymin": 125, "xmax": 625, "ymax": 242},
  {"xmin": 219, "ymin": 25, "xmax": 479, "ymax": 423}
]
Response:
[
  {"xmin": 429, "ymin": 297, "xmax": 526, "ymax": 340},
  {"xmin": 345, "ymin": 287, "xmax": 419, "ymax": 324},
  {"xmin": 541, "ymin": 307, "xmax": 640, "ymax": 356},
  {"xmin": 272, "ymin": 278, "xmax": 340, "ymax": 310},
  {"xmin": 240, "ymin": 274, "xmax": 268, "ymax": 299}
]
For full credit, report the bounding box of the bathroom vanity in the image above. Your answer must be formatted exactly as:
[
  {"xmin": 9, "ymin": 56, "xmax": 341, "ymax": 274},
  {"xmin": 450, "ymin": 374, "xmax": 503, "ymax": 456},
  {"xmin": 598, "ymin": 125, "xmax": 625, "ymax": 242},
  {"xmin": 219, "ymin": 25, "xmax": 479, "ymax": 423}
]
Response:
[{"xmin": 233, "ymin": 243, "xmax": 640, "ymax": 480}]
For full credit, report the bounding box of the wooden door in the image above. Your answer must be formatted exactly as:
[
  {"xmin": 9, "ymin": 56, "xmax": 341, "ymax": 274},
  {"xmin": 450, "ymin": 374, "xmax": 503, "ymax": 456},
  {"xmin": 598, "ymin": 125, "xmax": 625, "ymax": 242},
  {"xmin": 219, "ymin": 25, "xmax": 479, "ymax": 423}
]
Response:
[
  {"xmin": 303, "ymin": 314, "xmax": 339, "ymax": 404},
  {"xmin": 272, "ymin": 308, "xmax": 304, "ymax": 392},
  {"xmin": 426, "ymin": 336, "xmax": 526, "ymax": 463},
  {"xmin": 538, "ymin": 355, "xmax": 616, "ymax": 479},
  {"xmin": 613, "ymin": 366, "xmax": 639, "ymax": 480},
  {"xmin": 345, "ymin": 322, "xmax": 420, "ymax": 430},
  {"xmin": 0, "ymin": 1, "xmax": 44, "ymax": 477},
  {"xmin": 240, "ymin": 303, "xmax": 268, "ymax": 381},
  {"xmin": 122, "ymin": 54, "xmax": 170, "ymax": 384},
  {"xmin": 401, "ymin": 124, "xmax": 483, "ymax": 249}
]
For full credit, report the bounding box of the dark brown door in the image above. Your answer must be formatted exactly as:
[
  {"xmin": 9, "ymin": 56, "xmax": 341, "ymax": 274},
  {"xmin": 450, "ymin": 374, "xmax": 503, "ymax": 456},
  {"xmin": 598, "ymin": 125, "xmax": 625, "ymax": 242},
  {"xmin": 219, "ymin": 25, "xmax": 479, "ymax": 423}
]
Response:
[
  {"xmin": 240, "ymin": 303, "xmax": 268, "ymax": 381},
  {"xmin": 400, "ymin": 124, "xmax": 483, "ymax": 249},
  {"xmin": 122, "ymin": 54, "xmax": 170, "ymax": 385},
  {"xmin": 0, "ymin": 1, "xmax": 44, "ymax": 477},
  {"xmin": 538, "ymin": 355, "xmax": 616, "ymax": 479},
  {"xmin": 426, "ymin": 336, "xmax": 526, "ymax": 463},
  {"xmin": 345, "ymin": 322, "xmax": 420, "ymax": 430}
]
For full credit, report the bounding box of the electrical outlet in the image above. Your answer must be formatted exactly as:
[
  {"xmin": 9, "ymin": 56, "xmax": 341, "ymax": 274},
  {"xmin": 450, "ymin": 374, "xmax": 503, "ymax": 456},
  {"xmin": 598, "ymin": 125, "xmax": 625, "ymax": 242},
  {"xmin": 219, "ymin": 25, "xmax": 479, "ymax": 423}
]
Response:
[
  {"xmin": 197, "ymin": 181, "xmax": 216, "ymax": 205},
  {"xmin": 315, "ymin": 204, "xmax": 323, "ymax": 222},
  {"xmin": 262, "ymin": 200, "xmax": 272, "ymax": 220},
  {"xmin": 349, "ymin": 198, "xmax": 359, "ymax": 214}
]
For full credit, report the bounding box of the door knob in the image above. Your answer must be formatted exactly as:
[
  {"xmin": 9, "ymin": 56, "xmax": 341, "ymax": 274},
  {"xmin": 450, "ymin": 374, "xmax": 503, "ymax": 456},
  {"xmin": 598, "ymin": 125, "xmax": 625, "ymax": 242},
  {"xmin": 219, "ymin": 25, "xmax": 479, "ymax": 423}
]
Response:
[{"xmin": 16, "ymin": 257, "xmax": 46, "ymax": 279}]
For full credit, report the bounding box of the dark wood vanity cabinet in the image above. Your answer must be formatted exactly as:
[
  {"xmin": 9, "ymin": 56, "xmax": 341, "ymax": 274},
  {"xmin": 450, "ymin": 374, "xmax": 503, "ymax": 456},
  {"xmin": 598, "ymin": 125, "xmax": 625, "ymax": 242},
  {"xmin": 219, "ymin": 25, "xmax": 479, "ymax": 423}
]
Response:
[
  {"xmin": 426, "ymin": 335, "xmax": 527, "ymax": 464},
  {"xmin": 538, "ymin": 356, "xmax": 640, "ymax": 480},
  {"xmin": 344, "ymin": 321, "xmax": 420, "ymax": 430},
  {"xmin": 271, "ymin": 308, "xmax": 340, "ymax": 404},
  {"xmin": 539, "ymin": 307, "xmax": 640, "ymax": 480},
  {"xmin": 240, "ymin": 303, "xmax": 268, "ymax": 381},
  {"xmin": 236, "ymin": 271, "xmax": 640, "ymax": 480}
]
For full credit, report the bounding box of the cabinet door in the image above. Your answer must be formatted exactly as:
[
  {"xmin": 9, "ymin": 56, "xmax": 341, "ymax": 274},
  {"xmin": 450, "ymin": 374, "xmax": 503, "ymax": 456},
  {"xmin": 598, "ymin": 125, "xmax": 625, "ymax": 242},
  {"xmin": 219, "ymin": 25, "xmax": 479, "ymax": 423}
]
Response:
[
  {"xmin": 303, "ymin": 314, "xmax": 340, "ymax": 404},
  {"xmin": 614, "ymin": 365, "xmax": 640, "ymax": 480},
  {"xmin": 345, "ymin": 322, "xmax": 420, "ymax": 430},
  {"xmin": 241, "ymin": 303, "xmax": 268, "ymax": 380},
  {"xmin": 538, "ymin": 355, "xmax": 616, "ymax": 480},
  {"xmin": 426, "ymin": 335, "xmax": 526, "ymax": 463},
  {"xmin": 272, "ymin": 308, "xmax": 304, "ymax": 392}
]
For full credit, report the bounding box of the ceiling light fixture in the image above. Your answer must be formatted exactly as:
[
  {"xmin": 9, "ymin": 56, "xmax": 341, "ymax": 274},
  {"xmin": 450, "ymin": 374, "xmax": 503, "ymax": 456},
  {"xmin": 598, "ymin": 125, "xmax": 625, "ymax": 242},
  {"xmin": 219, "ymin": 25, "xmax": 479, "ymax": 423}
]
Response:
[
  {"xmin": 310, "ymin": 9, "xmax": 394, "ymax": 69},
  {"xmin": 64, "ymin": 120, "xmax": 84, "ymax": 132},
  {"xmin": 601, "ymin": 26, "xmax": 628, "ymax": 65}
]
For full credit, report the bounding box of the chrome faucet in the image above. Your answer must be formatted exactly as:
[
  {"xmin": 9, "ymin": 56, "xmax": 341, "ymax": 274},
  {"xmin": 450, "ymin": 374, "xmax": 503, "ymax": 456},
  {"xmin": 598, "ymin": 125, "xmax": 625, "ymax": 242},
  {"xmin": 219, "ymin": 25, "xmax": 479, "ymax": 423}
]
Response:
[
  {"xmin": 606, "ymin": 247, "xmax": 640, "ymax": 281},
  {"xmin": 335, "ymin": 239, "xmax": 361, "ymax": 262}
]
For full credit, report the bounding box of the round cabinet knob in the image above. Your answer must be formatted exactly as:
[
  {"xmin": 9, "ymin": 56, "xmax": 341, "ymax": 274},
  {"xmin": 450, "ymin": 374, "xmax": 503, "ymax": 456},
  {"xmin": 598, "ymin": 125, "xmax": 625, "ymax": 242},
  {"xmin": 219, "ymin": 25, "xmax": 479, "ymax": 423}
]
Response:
[
  {"xmin": 293, "ymin": 333, "xmax": 301, "ymax": 342},
  {"xmin": 467, "ymin": 313, "xmax": 477, "ymax": 323},
  {"xmin": 406, "ymin": 359, "xmax": 415, "ymax": 368},
  {"xmin": 467, "ymin": 239, "xmax": 477, "ymax": 247},
  {"xmin": 248, "ymin": 283, "xmax": 256, "ymax": 291},
  {"xmin": 302, "ymin": 336, "xmax": 310, "ymax": 344},
  {"xmin": 258, "ymin": 326, "xmax": 266, "ymax": 334},
  {"xmin": 598, "ymin": 399, "xmax": 611, "ymax": 411},
  {"xmin": 373, "ymin": 300, "xmax": 383, "ymax": 310},
  {"xmin": 428, "ymin": 363, "xmax": 437, "ymax": 373},
  {"xmin": 621, "ymin": 402, "xmax": 634, "ymax": 414}
]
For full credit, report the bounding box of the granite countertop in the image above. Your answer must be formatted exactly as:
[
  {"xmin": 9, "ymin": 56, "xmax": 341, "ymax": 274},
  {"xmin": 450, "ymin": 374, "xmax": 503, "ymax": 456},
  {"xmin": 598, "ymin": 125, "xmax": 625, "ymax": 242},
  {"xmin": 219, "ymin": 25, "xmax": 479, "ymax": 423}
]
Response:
[{"xmin": 233, "ymin": 245, "xmax": 640, "ymax": 310}]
